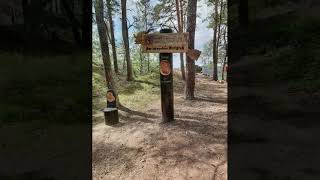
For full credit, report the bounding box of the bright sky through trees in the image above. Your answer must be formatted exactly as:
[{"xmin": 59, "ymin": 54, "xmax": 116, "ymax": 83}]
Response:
[{"xmin": 93, "ymin": 0, "xmax": 213, "ymax": 68}]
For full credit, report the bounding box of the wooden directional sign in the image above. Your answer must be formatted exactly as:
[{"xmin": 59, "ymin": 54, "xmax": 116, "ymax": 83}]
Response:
[
  {"xmin": 135, "ymin": 32, "xmax": 189, "ymax": 53},
  {"xmin": 134, "ymin": 31, "xmax": 202, "ymax": 60}
]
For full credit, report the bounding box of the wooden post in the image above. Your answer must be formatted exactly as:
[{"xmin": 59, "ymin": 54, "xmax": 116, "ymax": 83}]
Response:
[
  {"xmin": 103, "ymin": 108, "xmax": 119, "ymax": 125},
  {"xmin": 104, "ymin": 90, "xmax": 119, "ymax": 125},
  {"xmin": 160, "ymin": 29, "xmax": 174, "ymax": 122}
]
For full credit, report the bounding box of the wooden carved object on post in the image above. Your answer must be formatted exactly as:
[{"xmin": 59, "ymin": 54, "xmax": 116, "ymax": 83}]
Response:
[
  {"xmin": 103, "ymin": 90, "xmax": 119, "ymax": 125},
  {"xmin": 134, "ymin": 31, "xmax": 201, "ymax": 60},
  {"xmin": 106, "ymin": 90, "xmax": 116, "ymax": 108}
]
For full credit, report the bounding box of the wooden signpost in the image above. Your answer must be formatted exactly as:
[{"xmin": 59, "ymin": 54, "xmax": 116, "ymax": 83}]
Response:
[
  {"xmin": 134, "ymin": 29, "xmax": 201, "ymax": 122},
  {"xmin": 135, "ymin": 31, "xmax": 201, "ymax": 60},
  {"xmin": 159, "ymin": 29, "xmax": 174, "ymax": 122},
  {"xmin": 142, "ymin": 33, "xmax": 188, "ymax": 53}
]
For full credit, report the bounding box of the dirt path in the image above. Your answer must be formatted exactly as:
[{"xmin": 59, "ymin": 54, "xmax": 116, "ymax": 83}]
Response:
[{"xmin": 92, "ymin": 74, "xmax": 227, "ymax": 180}]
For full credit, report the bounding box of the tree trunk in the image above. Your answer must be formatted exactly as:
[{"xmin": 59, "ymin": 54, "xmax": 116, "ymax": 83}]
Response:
[
  {"xmin": 147, "ymin": 54, "xmax": 150, "ymax": 72},
  {"xmin": 212, "ymin": 0, "xmax": 219, "ymax": 81},
  {"xmin": 221, "ymin": 55, "xmax": 227, "ymax": 81},
  {"xmin": 107, "ymin": 0, "xmax": 119, "ymax": 74},
  {"xmin": 177, "ymin": 0, "xmax": 186, "ymax": 80},
  {"xmin": 144, "ymin": 2, "xmax": 150, "ymax": 73},
  {"xmin": 215, "ymin": 0, "xmax": 224, "ymax": 80},
  {"xmin": 221, "ymin": 27, "xmax": 227, "ymax": 81},
  {"xmin": 121, "ymin": 0, "xmax": 134, "ymax": 81},
  {"xmin": 122, "ymin": 53, "xmax": 126, "ymax": 74},
  {"xmin": 184, "ymin": 0, "xmax": 198, "ymax": 100},
  {"xmin": 94, "ymin": 0, "xmax": 117, "ymax": 96},
  {"xmin": 140, "ymin": 47, "xmax": 143, "ymax": 74},
  {"xmin": 180, "ymin": 53, "xmax": 186, "ymax": 80}
]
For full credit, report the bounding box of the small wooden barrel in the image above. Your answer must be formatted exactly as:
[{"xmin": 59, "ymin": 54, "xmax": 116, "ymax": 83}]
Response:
[{"xmin": 103, "ymin": 108, "xmax": 119, "ymax": 125}]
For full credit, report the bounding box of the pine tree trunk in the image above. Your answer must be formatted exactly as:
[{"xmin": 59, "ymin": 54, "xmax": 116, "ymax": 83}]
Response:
[
  {"xmin": 180, "ymin": 53, "xmax": 186, "ymax": 80},
  {"xmin": 177, "ymin": 0, "xmax": 186, "ymax": 80},
  {"xmin": 122, "ymin": 53, "xmax": 126, "ymax": 74},
  {"xmin": 184, "ymin": 0, "xmax": 198, "ymax": 100},
  {"xmin": 147, "ymin": 54, "xmax": 150, "ymax": 72},
  {"xmin": 94, "ymin": 0, "xmax": 116, "ymax": 94},
  {"xmin": 144, "ymin": 3, "xmax": 150, "ymax": 73},
  {"xmin": 107, "ymin": 0, "xmax": 119, "ymax": 74},
  {"xmin": 140, "ymin": 47, "xmax": 143, "ymax": 74},
  {"xmin": 121, "ymin": 0, "xmax": 133, "ymax": 81},
  {"xmin": 216, "ymin": 0, "xmax": 224, "ymax": 80},
  {"xmin": 212, "ymin": 0, "xmax": 219, "ymax": 81},
  {"xmin": 221, "ymin": 27, "xmax": 227, "ymax": 81}
]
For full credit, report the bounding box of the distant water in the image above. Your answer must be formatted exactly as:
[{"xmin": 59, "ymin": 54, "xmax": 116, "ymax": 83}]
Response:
[{"xmin": 202, "ymin": 67, "xmax": 224, "ymax": 80}]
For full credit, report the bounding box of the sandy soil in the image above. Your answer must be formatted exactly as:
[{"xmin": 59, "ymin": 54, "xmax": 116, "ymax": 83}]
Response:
[{"xmin": 92, "ymin": 74, "xmax": 227, "ymax": 180}]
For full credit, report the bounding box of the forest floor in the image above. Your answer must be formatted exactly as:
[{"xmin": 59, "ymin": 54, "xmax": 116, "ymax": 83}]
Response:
[{"xmin": 92, "ymin": 73, "xmax": 227, "ymax": 180}]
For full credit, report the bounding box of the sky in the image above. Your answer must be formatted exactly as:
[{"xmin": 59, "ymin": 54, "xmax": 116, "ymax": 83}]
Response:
[{"xmin": 93, "ymin": 0, "xmax": 213, "ymax": 69}]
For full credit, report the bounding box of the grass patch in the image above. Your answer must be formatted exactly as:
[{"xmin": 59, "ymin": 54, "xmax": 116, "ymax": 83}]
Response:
[
  {"xmin": 92, "ymin": 70, "xmax": 184, "ymax": 122},
  {"xmin": 92, "ymin": 71, "xmax": 161, "ymax": 114}
]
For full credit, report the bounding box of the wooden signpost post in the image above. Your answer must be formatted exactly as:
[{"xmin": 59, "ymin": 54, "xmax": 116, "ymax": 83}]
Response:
[
  {"xmin": 134, "ymin": 28, "xmax": 201, "ymax": 122},
  {"xmin": 159, "ymin": 29, "xmax": 174, "ymax": 122}
]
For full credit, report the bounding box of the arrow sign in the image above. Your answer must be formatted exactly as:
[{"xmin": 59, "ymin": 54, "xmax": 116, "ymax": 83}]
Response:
[{"xmin": 186, "ymin": 49, "xmax": 201, "ymax": 61}]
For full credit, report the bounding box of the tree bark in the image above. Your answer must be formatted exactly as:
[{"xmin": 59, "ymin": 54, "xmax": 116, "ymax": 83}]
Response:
[
  {"xmin": 147, "ymin": 55, "xmax": 150, "ymax": 72},
  {"xmin": 212, "ymin": 0, "xmax": 219, "ymax": 81},
  {"xmin": 180, "ymin": 53, "xmax": 186, "ymax": 80},
  {"xmin": 122, "ymin": 54, "xmax": 126, "ymax": 74},
  {"xmin": 176, "ymin": 0, "xmax": 186, "ymax": 80},
  {"xmin": 184, "ymin": 0, "xmax": 198, "ymax": 100},
  {"xmin": 181, "ymin": 0, "xmax": 187, "ymax": 81},
  {"xmin": 144, "ymin": 2, "xmax": 150, "ymax": 73},
  {"xmin": 107, "ymin": 0, "xmax": 119, "ymax": 74},
  {"xmin": 121, "ymin": 0, "xmax": 134, "ymax": 81},
  {"xmin": 221, "ymin": 27, "xmax": 227, "ymax": 81},
  {"xmin": 140, "ymin": 47, "xmax": 143, "ymax": 74},
  {"xmin": 215, "ymin": 0, "xmax": 224, "ymax": 80},
  {"xmin": 94, "ymin": 0, "xmax": 116, "ymax": 94}
]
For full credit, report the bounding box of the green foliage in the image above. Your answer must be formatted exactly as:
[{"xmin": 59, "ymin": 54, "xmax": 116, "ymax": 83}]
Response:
[
  {"xmin": 152, "ymin": 0, "xmax": 179, "ymax": 30},
  {"xmin": 205, "ymin": 0, "xmax": 227, "ymax": 29},
  {"xmin": 92, "ymin": 68, "xmax": 161, "ymax": 115}
]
